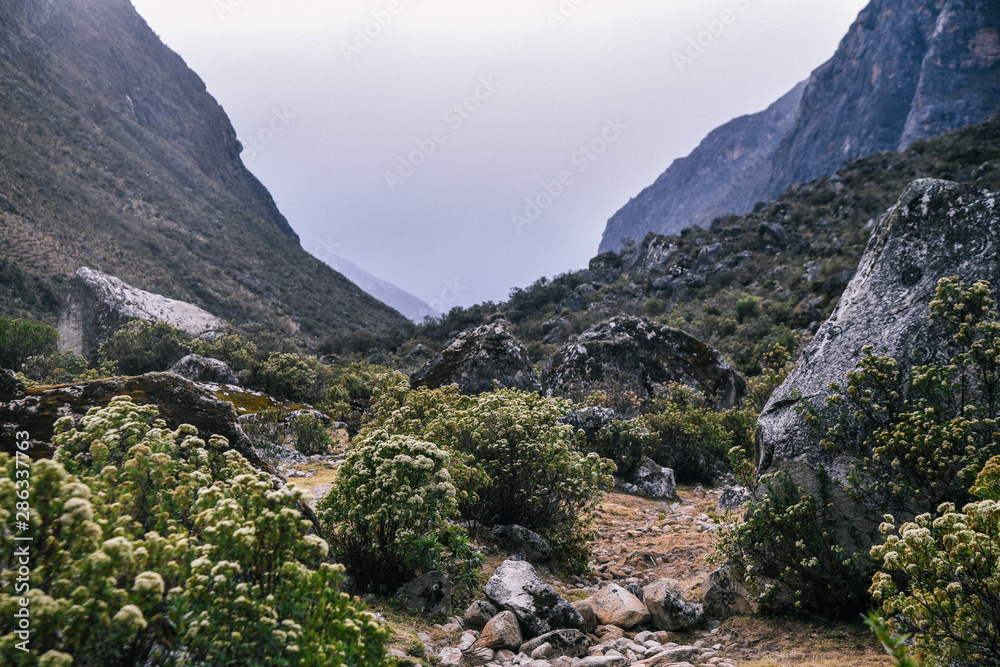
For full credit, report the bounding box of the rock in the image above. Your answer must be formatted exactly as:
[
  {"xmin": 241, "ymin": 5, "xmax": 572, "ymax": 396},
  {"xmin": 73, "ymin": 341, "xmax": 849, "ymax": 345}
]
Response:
[
  {"xmin": 438, "ymin": 647, "xmax": 463, "ymax": 667},
  {"xmin": 542, "ymin": 316, "xmax": 745, "ymax": 408},
  {"xmin": 632, "ymin": 457, "xmax": 677, "ymax": 500},
  {"xmin": 463, "ymin": 599, "xmax": 499, "ymax": 631},
  {"xmin": 409, "ymin": 343, "xmax": 434, "ymax": 359},
  {"xmin": 625, "ymin": 583, "xmax": 645, "ymax": 602},
  {"xmin": 572, "ymin": 599, "xmax": 598, "ymax": 634},
  {"xmin": 757, "ymin": 180, "xmax": 1000, "ymax": 539},
  {"xmin": 588, "ymin": 584, "xmax": 651, "ymax": 629},
  {"xmin": 403, "ymin": 571, "xmax": 453, "ymax": 618},
  {"xmin": 559, "ymin": 406, "xmax": 625, "ymax": 440},
  {"xmin": 0, "ymin": 370, "xmax": 25, "ymax": 400},
  {"xmin": 491, "ymin": 525, "xmax": 554, "ymax": 564},
  {"xmin": 639, "ymin": 645, "xmax": 701, "ymax": 665},
  {"xmin": 579, "ymin": 656, "xmax": 629, "ymax": 667},
  {"xmin": 757, "ymin": 222, "xmax": 788, "ymax": 248},
  {"xmin": 519, "ymin": 629, "xmax": 593, "ymax": 659},
  {"xmin": 642, "ymin": 580, "xmax": 704, "ymax": 631},
  {"xmin": 716, "ymin": 486, "xmax": 751, "ymax": 512},
  {"xmin": 170, "ymin": 354, "xmax": 238, "ymax": 385},
  {"xmin": 474, "ymin": 610, "xmax": 523, "ymax": 651},
  {"xmin": 410, "ymin": 319, "xmax": 541, "ymax": 395},
  {"xmin": 57, "ymin": 267, "xmax": 228, "ymax": 358},
  {"xmin": 530, "ymin": 642, "xmax": 553, "ymax": 659},
  {"xmin": 483, "ymin": 559, "xmax": 584, "ymax": 637},
  {"xmin": 702, "ymin": 567, "xmax": 756, "ymax": 620}
]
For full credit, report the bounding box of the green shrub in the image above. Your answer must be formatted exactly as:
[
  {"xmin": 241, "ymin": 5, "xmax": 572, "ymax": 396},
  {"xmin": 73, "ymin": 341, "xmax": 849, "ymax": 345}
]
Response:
[
  {"xmin": 0, "ymin": 316, "xmax": 58, "ymax": 371},
  {"xmin": 0, "ymin": 397, "xmax": 390, "ymax": 666},
  {"xmin": 96, "ymin": 320, "xmax": 194, "ymax": 375},
  {"xmin": 250, "ymin": 352, "xmax": 329, "ymax": 404},
  {"xmin": 321, "ymin": 362, "xmax": 393, "ymax": 435},
  {"xmin": 734, "ymin": 296, "xmax": 761, "ymax": 323},
  {"xmin": 290, "ymin": 413, "xmax": 332, "ymax": 456},
  {"xmin": 317, "ymin": 432, "xmax": 481, "ymax": 594},
  {"xmin": 644, "ymin": 298, "xmax": 665, "ymax": 316},
  {"xmin": 587, "ymin": 419, "xmax": 654, "ymax": 479},
  {"xmin": 641, "ymin": 384, "xmax": 733, "ymax": 484},
  {"xmin": 19, "ymin": 351, "xmax": 94, "ymax": 385},
  {"xmin": 196, "ymin": 331, "xmax": 258, "ymax": 372}
]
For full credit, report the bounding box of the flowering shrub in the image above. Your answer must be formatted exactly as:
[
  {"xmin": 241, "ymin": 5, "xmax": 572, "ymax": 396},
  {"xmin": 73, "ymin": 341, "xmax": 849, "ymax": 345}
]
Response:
[
  {"xmin": 0, "ymin": 397, "xmax": 390, "ymax": 666},
  {"xmin": 641, "ymin": 384, "xmax": 733, "ymax": 484}
]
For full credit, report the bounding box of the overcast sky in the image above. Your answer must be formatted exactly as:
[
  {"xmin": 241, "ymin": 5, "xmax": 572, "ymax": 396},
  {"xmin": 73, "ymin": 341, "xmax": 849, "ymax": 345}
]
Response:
[{"xmin": 130, "ymin": 0, "xmax": 869, "ymax": 310}]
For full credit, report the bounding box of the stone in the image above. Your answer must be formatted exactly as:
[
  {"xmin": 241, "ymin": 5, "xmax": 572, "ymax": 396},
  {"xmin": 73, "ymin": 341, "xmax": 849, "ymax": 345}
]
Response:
[
  {"xmin": 475, "ymin": 610, "xmax": 523, "ymax": 651},
  {"xmin": 519, "ymin": 629, "xmax": 593, "ymax": 659},
  {"xmin": 542, "ymin": 316, "xmax": 745, "ymax": 409},
  {"xmin": 639, "ymin": 646, "xmax": 701, "ymax": 665},
  {"xmin": 578, "ymin": 655, "xmax": 629, "ymax": 667},
  {"xmin": 758, "ymin": 222, "xmax": 788, "ymax": 247},
  {"xmin": 702, "ymin": 567, "xmax": 756, "ymax": 620},
  {"xmin": 594, "ymin": 625, "xmax": 624, "ymax": 641},
  {"xmin": 410, "ymin": 319, "xmax": 541, "ymax": 395},
  {"xmin": 588, "ymin": 584, "xmax": 651, "ymax": 629},
  {"xmin": 463, "ymin": 599, "xmax": 499, "ymax": 631},
  {"xmin": 483, "ymin": 560, "xmax": 584, "ymax": 638},
  {"xmin": 491, "ymin": 525, "xmax": 554, "ymax": 564},
  {"xmin": 572, "ymin": 599, "xmax": 598, "ymax": 634},
  {"xmin": 530, "ymin": 642, "xmax": 552, "ymax": 659},
  {"xmin": 632, "ymin": 457, "xmax": 677, "ymax": 500},
  {"xmin": 757, "ymin": 180, "xmax": 1000, "ymax": 542},
  {"xmin": 170, "ymin": 354, "xmax": 238, "ymax": 385},
  {"xmin": 642, "ymin": 580, "xmax": 704, "ymax": 631},
  {"xmin": 716, "ymin": 486, "xmax": 751, "ymax": 512},
  {"xmin": 57, "ymin": 267, "xmax": 228, "ymax": 358},
  {"xmin": 559, "ymin": 406, "xmax": 624, "ymax": 440},
  {"xmin": 403, "ymin": 571, "xmax": 453, "ymax": 618},
  {"xmin": 438, "ymin": 647, "xmax": 463, "ymax": 667}
]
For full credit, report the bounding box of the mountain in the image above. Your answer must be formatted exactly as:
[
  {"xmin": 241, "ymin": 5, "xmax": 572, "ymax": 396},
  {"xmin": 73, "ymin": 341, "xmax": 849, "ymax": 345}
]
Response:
[
  {"xmin": 599, "ymin": 0, "xmax": 1000, "ymax": 253},
  {"xmin": 321, "ymin": 254, "xmax": 439, "ymax": 323},
  {"xmin": 0, "ymin": 0, "xmax": 409, "ymax": 342}
]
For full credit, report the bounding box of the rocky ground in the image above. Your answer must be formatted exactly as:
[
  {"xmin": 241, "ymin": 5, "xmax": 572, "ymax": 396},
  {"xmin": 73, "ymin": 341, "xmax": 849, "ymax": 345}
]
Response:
[{"xmin": 284, "ymin": 458, "xmax": 890, "ymax": 667}]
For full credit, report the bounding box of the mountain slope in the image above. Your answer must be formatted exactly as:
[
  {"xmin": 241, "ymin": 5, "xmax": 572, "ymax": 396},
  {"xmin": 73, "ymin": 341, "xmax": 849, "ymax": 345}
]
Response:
[
  {"xmin": 0, "ymin": 0, "xmax": 408, "ymax": 341},
  {"xmin": 600, "ymin": 0, "xmax": 1000, "ymax": 253},
  {"xmin": 322, "ymin": 254, "xmax": 439, "ymax": 323}
]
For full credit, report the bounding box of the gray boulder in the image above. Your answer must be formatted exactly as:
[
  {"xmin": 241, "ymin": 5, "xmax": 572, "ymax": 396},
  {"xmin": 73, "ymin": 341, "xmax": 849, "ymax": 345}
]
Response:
[
  {"xmin": 702, "ymin": 567, "xmax": 756, "ymax": 620},
  {"xmin": 491, "ymin": 525, "xmax": 554, "ymax": 564},
  {"xmin": 403, "ymin": 571, "xmax": 452, "ymax": 618},
  {"xmin": 716, "ymin": 486, "xmax": 751, "ymax": 512},
  {"xmin": 410, "ymin": 319, "xmax": 541, "ymax": 395},
  {"xmin": 757, "ymin": 180, "xmax": 1000, "ymax": 532},
  {"xmin": 642, "ymin": 579, "xmax": 704, "ymax": 631},
  {"xmin": 57, "ymin": 267, "xmax": 228, "ymax": 358},
  {"xmin": 483, "ymin": 559, "xmax": 584, "ymax": 638},
  {"xmin": 542, "ymin": 316, "xmax": 745, "ymax": 408},
  {"xmin": 632, "ymin": 457, "xmax": 677, "ymax": 500},
  {"xmin": 559, "ymin": 406, "xmax": 624, "ymax": 439},
  {"xmin": 518, "ymin": 629, "xmax": 592, "ymax": 659},
  {"xmin": 463, "ymin": 599, "xmax": 498, "ymax": 631},
  {"xmin": 170, "ymin": 354, "xmax": 238, "ymax": 385}
]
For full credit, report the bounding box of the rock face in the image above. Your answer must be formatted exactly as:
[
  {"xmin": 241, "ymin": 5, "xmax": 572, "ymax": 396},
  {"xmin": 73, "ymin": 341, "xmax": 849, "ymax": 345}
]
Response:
[
  {"xmin": 58, "ymin": 268, "xmax": 229, "ymax": 358},
  {"xmin": 170, "ymin": 354, "xmax": 238, "ymax": 385},
  {"xmin": 410, "ymin": 320, "xmax": 541, "ymax": 395},
  {"xmin": 757, "ymin": 180, "xmax": 1000, "ymax": 525},
  {"xmin": 642, "ymin": 580, "xmax": 704, "ymax": 631},
  {"xmin": 588, "ymin": 584, "xmax": 651, "ymax": 629},
  {"xmin": 632, "ymin": 457, "xmax": 677, "ymax": 500},
  {"xmin": 482, "ymin": 559, "xmax": 584, "ymax": 637},
  {"xmin": 702, "ymin": 567, "xmax": 756, "ymax": 620},
  {"xmin": 599, "ymin": 0, "xmax": 1000, "ymax": 251},
  {"xmin": 716, "ymin": 486, "xmax": 751, "ymax": 513},
  {"xmin": 542, "ymin": 316, "xmax": 745, "ymax": 408}
]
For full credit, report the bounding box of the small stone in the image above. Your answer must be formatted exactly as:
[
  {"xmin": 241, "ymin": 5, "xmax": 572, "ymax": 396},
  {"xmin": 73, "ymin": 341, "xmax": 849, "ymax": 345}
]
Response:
[
  {"xmin": 439, "ymin": 647, "xmax": 463, "ymax": 667},
  {"xmin": 475, "ymin": 610, "xmax": 523, "ymax": 651},
  {"xmin": 530, "ymin": 643, "xmax": 553, "ymax": 659}
]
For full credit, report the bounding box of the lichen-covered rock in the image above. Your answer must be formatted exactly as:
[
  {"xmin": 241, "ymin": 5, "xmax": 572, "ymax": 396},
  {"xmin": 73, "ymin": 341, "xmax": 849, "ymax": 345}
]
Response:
[
  {"xmin": 57, "ymin": 267, "xmax": 228, "ymax": 358},
  {"xmin": 482, "ymin": 559, "xmax": 584, "ymax": 638},
  {"xmin": 463, "ymin": 599, "xmax": 499, "ymax": 631},
  {"xmin": 491, "ymin": 525, "xmax": 554, "ymax": 564},
  {"xmin": 559, "ymin": 406, "xmax": 624, "ymax": 439},
  {"xmin": 410, "ymin": 319, "xmax": 541, "ymax": 395},
  {"xmin": 542, "ymin": 316, "xmax": 745, "ymax": 408},
  {"xmin": 702, "ymin": 567, "xmax": 756, "ymax": 620},
  {"xmin": 642, "ymin": 580, "xmax": 704, "ymax": 631},
  {"xmin": 716, "ymin": 486, "xmax": 751, "ymax": 512},
  {"xmin": 403, "ymin": 571, "xmax": 452, "ymax": 618},
  {"xmin": 170, "ymin": 354, "xmax": 238, "ymax": 385},
  {"xmin": 757, "ymin": 180, "xmax": 1000, "ymax": 531},
  {"xmin": 632, "ymin": 457, "xmax": 677, "ymax": 500},
  {"xmin": 588, "ymin": 584, "xmax": 650, "ymax": 629},
  {"xmin": 518, "ymin": 629, "xmax": 592, "ymax": 659}
]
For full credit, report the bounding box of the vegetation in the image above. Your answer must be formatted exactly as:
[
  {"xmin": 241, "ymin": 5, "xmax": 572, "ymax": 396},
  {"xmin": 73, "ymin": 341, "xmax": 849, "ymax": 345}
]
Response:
[
  {"xmin": 0, "ymin": 316, "xmax": 58, "ymax": 371},
  {"xmin": 0, "ymin": 397, "xmax": 390, "ymax": 666}
]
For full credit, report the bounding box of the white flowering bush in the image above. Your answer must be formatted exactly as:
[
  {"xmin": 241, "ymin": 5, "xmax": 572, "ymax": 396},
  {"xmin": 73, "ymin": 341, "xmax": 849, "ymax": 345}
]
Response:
[
  {"xmin": 870, "ymin": 457, "xmax": 1000, "ymax": 666},
  {"xmin": 317, "ymin": 432, "xmax": 482, "ymax": 594},
  {"xmin": 0, "ymin": 397, "xmax": 390, "ymax": 666}
]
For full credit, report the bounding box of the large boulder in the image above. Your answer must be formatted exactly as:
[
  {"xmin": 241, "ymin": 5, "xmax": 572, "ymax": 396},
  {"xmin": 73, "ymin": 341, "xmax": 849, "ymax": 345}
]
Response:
[
  {"xmin": 482, "ymin": 559, "xmax": 584, "ymax": 638},
  {"xmin": 702, "ymin": 567, "xmax": 756, "ymax": 620},
  {"xmin": 632, "ymin": 457, "xmax": 677, "ymax": 500},
  {"xmin": 588, "ymin": 584, "xmax": 651, "ymax": 629},
  {"xmin": 518, "ymin": 629, "xmax": 593, "ymax": 659},
  {"xmin": 170, "ymin": 354, "xmax": 239, "ymax": 385},
  {"xmin": 757, "ymin": 180, "xmax": 1000, "ymax": 530},
  {"xmin": 542, "ymin": 316, "xmax": 745, "ymax": 408},
  {"xmin": 558, "ymin": 406, "xmax": 624, "ymax": 439},
  {"xmin": 410, "ymin": 319, "xmax": 541, "ymax": 395},
  {"xmin": 642, "ymin": 580, "xmax": 704, "ymax": 631},
  {"xmin": 402, "ymin": 571, "xmax": 452, "ymax": 618},
  {"xmin": 491, "ymin": 525, "xmax": 554, "ymax": 564},
  {"xmin": 57, "ymin": 267, "xmax": 228, "ymax": 358},
  {"xmin": 475, "ymin": 610, "xmax": 523, "ymax": 651}
]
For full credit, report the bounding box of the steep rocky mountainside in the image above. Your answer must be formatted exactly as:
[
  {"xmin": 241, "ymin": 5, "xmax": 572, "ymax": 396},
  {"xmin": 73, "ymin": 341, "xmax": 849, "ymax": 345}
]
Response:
[
  {"xmin": 0, "ymin": 0, "xmax": 408, "ymax": 341},
  {"xmin": 600, "ymin": 0, "xmax": 1000, "ymax": 252}
]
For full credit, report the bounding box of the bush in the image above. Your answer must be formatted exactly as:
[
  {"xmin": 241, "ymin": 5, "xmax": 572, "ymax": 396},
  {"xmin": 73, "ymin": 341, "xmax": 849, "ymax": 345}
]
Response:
[
  {"xmin": 0, "ymin": 397, "xmax": 390, "ymax": 666},
  {"xmin": 317, "ymin": 432, "xmax": 481, "ymax": 594},
  {"xmin": 0, "ymin": 316, "xmax": 58, "ymax": 371},
  {"xmin": 290, "ymin": 413, "xmax": 333, "ymax": 456},
  {"xmin": 196, "ymin": 331, "xmax": 258, "ymax": 372},
  {"xmin": 734, "ymin": 296, "xmax": 760, "ymax": 323},
  {"xmin": 641, "ymin": 384, "xmax": 733, "ymax": 484},
  {"xmin": 587, "ymin": 418, "xmax": 654, "ymax": 479},
  {"xmin": 19, "ymin": 351, "xmax": 94, "ymax": 385},
  {"xmin": 321, "ymin": 362, "xmax": 393, "ymax": 435},
  {"xmin": 96, "ymin": 320, "xmax": 193, "ymax": 375},
  {"xmin": 250, "ymin": 352, "xmax": 331, "ymax": 404}
]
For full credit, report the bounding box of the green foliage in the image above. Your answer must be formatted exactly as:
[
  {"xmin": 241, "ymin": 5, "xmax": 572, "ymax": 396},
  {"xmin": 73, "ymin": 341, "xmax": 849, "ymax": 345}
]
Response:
[
  {"xmin": 0, "ymin": 397, "xmax": 390, "ymax": 666},
  {"xmin": 587, "ymin": 419, "xmax": 655, "ymax": 479},
  {"xmin": 0, "ymin": 316, "xmax": 58, "ymax": 371},
  {"xmin": 714, "ymin": 469, "xmax": 874, "ymax": 619},
  {"xmin": 644, "ymin": 298, "xmax": 665, "ymax": 316},
  {"xmin": 734, "ymin": 296, "xmax": 761, "ymax": 323},
  {"xmin": 321, "ymin": 362, "xmax": 394, "ymax": 435},
  {"xmin": 289, "ymin": 413, "xmax": 333, "ymax": 456},
  {"xmin": 641, "ymin": 384, "xmax": 733, "ymax": 484},
  {"xmin": 19, "ymin": 351, "xmax": 95, "ymax": 385},
  {"xmin": 317, "ymin": 432, "xmax": 481, "ymax": 595},
  {"xmin": 96, "ymin": 320, "xmax": 194, "ymax": 376},
  {"xmin": 865, "ymin": 613, "xmax": 921, "ymax": 667},
  {"xmin": 250, "ymin": 352, "xmax": 332, "ymax": 404},
  {"xmin": 196, "ymin": 331, "xmax": 258, "ymax": 372}
]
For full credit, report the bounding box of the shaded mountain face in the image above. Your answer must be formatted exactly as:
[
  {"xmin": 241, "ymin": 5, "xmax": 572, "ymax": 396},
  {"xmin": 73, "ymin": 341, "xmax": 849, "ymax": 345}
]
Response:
[
  {"xmin": 600, "ymin": 0, "xmax": 1000, "ymax": 253},
  {"xmin": 0, "ymin": 0, "xmax": 408, "ymax": 341}
]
